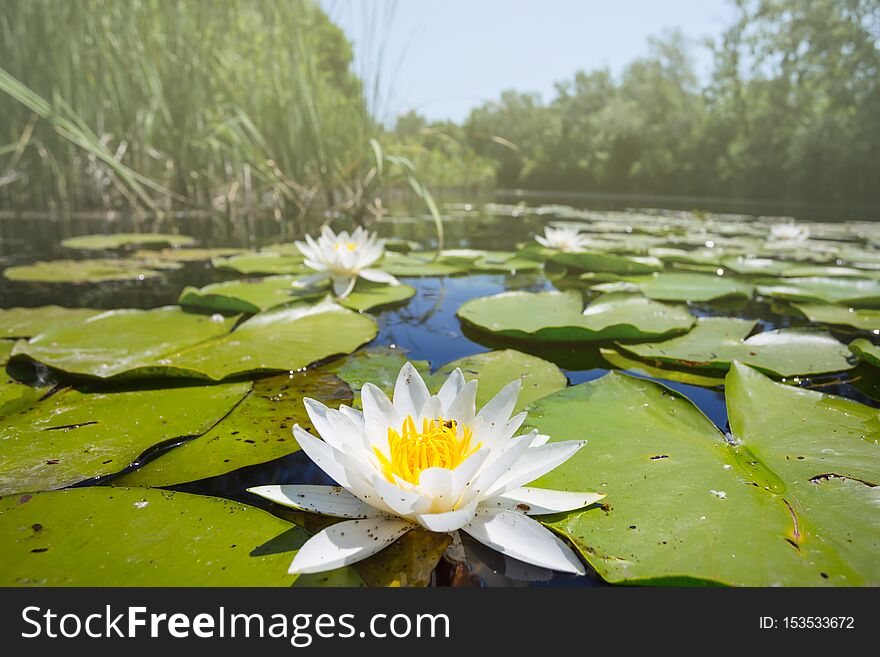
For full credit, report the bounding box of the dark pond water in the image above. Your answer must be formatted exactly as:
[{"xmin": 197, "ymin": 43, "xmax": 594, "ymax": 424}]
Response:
[{"xmin": 2, "ymin": 209, "xmax": 878, "ymax": 587}]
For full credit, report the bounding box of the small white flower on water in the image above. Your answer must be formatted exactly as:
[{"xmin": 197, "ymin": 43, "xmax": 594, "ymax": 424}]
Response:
[
  {"xmin": 534, "ymin": 226, "xmax": 590, "ymax": 253},
  {"xmin": 249, "ymin": 363, "xmax": 603, "ymax": 576},
  {"xmin": 294, "ymin": 225, "xmax": 399, "ymax": 299},
  {"xmin": 768, "ymin": 222, "xmax": 810, "ymax": 243}
]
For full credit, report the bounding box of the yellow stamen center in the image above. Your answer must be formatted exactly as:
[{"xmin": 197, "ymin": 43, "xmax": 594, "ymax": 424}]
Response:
[
  {"xmin": 374, "ymin": 416, "xmax": 480, "ymax": 485},
  {"xmin": 334, "ymin": 241, "xmax": 357, "ymax": 251}
]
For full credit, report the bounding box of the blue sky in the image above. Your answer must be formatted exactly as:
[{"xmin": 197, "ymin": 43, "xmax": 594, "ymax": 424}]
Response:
[{"xmin": 322, "ymin": 0, "xmax": 736, "ymax": 124}]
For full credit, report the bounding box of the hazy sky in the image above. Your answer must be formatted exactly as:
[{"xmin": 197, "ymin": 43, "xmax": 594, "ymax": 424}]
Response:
[{"xmin": 322, "ymin": 0, "xmax": 736, "ymax": 124}]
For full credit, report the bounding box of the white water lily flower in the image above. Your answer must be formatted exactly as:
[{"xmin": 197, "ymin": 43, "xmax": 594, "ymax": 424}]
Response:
[
  {"xmin": 294, "ymin": 225, "xmax": 399, "ymax": 298},
  {"xmin": 768, "ymin": 222, "xmax": 810, "ymax": 242},
  {"xmin": 249, "ymin": 363, "xmax": 603, "ymax": 576},
  {"xmin": 535, "ymin": 225, "xmax": 591, "ymax": 252}
]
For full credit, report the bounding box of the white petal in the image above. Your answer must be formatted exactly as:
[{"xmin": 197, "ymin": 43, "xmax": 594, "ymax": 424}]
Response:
[
  {"xmin": 361, "ymin": 382, "xmax": 400, "ymax": 451},
  {"xmin": 415, "ymin": 499, "xmax": 478, "ymax": 532},
  {"xmin": 292, "ymin": 273, "xmax": 329, "ymax": 288},
  {"xmin": 393, "ymin": 362, "xmax": 431, "ymax": 419},
  {"xmin": 462, "ymin": 508, "xmax": 585, "ymax": 575},
  {"xmin": 360, "ymin": 268, "xmax": 400, "ymax": 286},
  {"xmin": 289, "ymin": 516, "xmax": 413, "ymax": 575},
  {"xmin": 446, "ymin": 380, "xmax": 478, "ymax": 426},
  {"xmin": 332, "ymin": 275, "xmax": 357, "ymax": 298},
  {"xmin": 530, "ymin": 433, "xmax": 550, "ymax": 447},
  {"xmin": 461, "ymin": 432, "xmax": 536, "ymax": 504},
  {"xmin": 247, "ymin": 485, "xmax": 381, "ymax": 518},
  {"xmin": 476, "ymin": 379, "xmax": 521, "ymax": 441},
  {"xmin": 487, "ymin": 487, "xmax": 605, "ymax": 515},
  {"xmin": 436, "ymin": 368, "xmax": 465, "ymax": 410},
  {"xmin": 415, "ymin": 467, "xmax": 455, "ymax": 505},
  {"xmin": 484, "ymin": 440, "xmax": 587, "ymax": 499},
  {"xmin": 370, "ymin": 474, "xmax": 432, "ymax": 517},
  {"xmin": 292, "ymin": 425, "xmax": 366, "ymax": 491}
]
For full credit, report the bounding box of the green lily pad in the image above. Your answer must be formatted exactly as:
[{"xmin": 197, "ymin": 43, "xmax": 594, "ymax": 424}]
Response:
[
  {"xmin": 849, "ymin": 339, "xmax": 880, "ymax": 369},
  {"xmin": 379, "ymin": 252, "xmax": 459, "ymax": 277},
  {"xmin": 781, "ymin": 265, "xmax": 876, "ymax": 278},
  {"xmin": 599, "ymin": 347, "xmax": 725, "ymax": 387},
  {"xmin": 428, "ymin": 349, "xmax": 567, "ymax": 412},
  {"xmin": 338, "ymin": 281, "xmax": 417, "ymax": 312},
  {"xmin": 322, "ymin": 348, "xmax": 430, "ymax": 407},
  {"xmin": 14, "ymin": 301, "xmax": 377, "ymax": 381},
  {"xmin": 721, "ymin": 256, "xmax": 795, "ymax": 276},
  {"xmin": 457, "ymin": 290, "xmax": 695, "ymax": 343},
  {"xmin": 0, "ymin": 306, "xmax": 102, "ymax": 339},
  {"xmin": 549, "ymin": 251, "xmax": 663, "ymax": 275},
  {"xmin": 0, "ymin": 374, "xmax": 45, "ymax": 420},
  {"xmin": 792, "ymin": 303, "xmax": 880, "ymax": 332},
  {"xmin": 179, "ymin": 276, "xmax": 328, "ymax": 314},
  {"xmin": 162, "ymin": 301, "xmax": 378, "ymax": 380},
  {"xmin": 757, "ymin": 277, "xmax": 880, "ymax": 307},
  {"xmin": 133, "ymin": 247, "xmax": 247, "ymax": 262},
  {"xmin": 115, "ymin": 370, "xmax": 350, "ymax": 488},
  {"xmin": 530, "ymin": 367, "xmax": 879, "ymax": 585},
  {"xmin": 3, "ymin": 259, "xmax": 169, "ymax": 283},
  {"xmin": 213, "ymin": 253, "xmax": 306, "ymax": 276},
  {"xmin": 0, "ymin": 488, "xmax": 299, "ymax": 586},
  {"xmin": 634, "ymin": 272, "xmax": 753, "ymax": 303},
  {"xmin": 617, "ymin": 317, "xmax": 853, "ymax": 377},
  {"xmin": 0, "ymin": 341, "xmax": 13, "ymax": 366},
  {"xmin": 12, "ymin": 307, "xmax": 238, "ymax": 380},
  {"xmin": 0, "ymin": 381, "xmax": 249, "ymax": 494},
  {"xmin": 60, "ymin": 233, "xmax": 195, "ymax": 250}
]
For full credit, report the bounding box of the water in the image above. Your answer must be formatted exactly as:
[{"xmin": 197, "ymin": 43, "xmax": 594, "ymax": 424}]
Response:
[{"xmin": 2, "ymin": 208, "xmax": 877, "ymax": 586}]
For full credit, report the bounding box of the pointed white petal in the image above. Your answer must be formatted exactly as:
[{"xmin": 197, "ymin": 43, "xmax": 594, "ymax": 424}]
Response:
[
  {"xmin": 292, "ymin": 273, "xmax": 329, "ymax": 288},
  {"xmin": 446, "ymin": 379, "xmax": 478, "ymax": 426},
  {"xmin": 530, "ymin": 433, "xmax": 550, "ymax": 447},
  {"xmin": 436, "ymin": 368, "xmax": 465, "ymax": 410},
  {"xmin": 393, "ymin": 362, "xmax": 431, "ymax": 419},
  {"xmin": 292, "ymin": 425, "xmax": 366, "ymax": 491},
  {"xmin": 361, "ymin": 382, "xmax": 400, "ymax": 451},
  {"xmin": 487, "ymin": 487, "xmax": 605, "ymax": 515},
  {"xmin": 415, "ymin": 499, "xmax": 478, "ymax": 532},
  {"xmin": 289, "ymin": 518, "xmax": 413, "ymax": 575},
  {"xmin": 331, "ymin": 274, "xmax": 357, "ymax": 298},
  {"xmin": 476, "ymin": 379, "xmax": 521, "ymax": 438},
  {"xmin": 484, "ymin": 440, "xmax": 587, "ymax": 499},
  {"xmin": 247, "ymin": 485, "xmax": 381, "ymax": 518},
  {"xmin": 359, "ymin": 268, "xmax": 400, "ymax": 286},
  {"xmin": 370, "ymin": 474, "xmax": 432, "ymax": 517},
  {"xmin": 461, "ymin": 432, "xmax": 535, "ymax": 504},
  {"xmin": 462, "ymin": 508, "xmax": 585, "ymax": 575}
]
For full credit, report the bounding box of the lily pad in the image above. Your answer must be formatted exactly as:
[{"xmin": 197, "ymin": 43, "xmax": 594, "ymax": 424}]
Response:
[
  {"xmin": 338, "ymin": 281, "xmax": 417, "ymax": 312},
  {"xmin": 115, "ymin": 370, "xmax": 350, "ymax": 488},
  {"xmin": 634, "ymin": 272, "xmax": 753, "ymax": 303},
  {"xmin": 0, "ymin": 488, "xmax": 299, "ymax": 586},
  {"xmin": 428, "ymin": 349, "xmax": 567, "ymax": 412},
  {"xmin": 12, "ymin": 307, "xmax": 238, "ymax": 380},
  {"xmin": 549, "ymin": 251, "xmax": 663, "ymax": 275},
  {"xmin": 379, "ymin": 252, "xmax": 459, "ymax": 277},
  {"xmin": 457, "ymin": 290, "xmax": 695, "ymax": 343},
  {"xmin": 849, "ymin": 339, "xmax": 880, "ymax": 369},
  {"xmin": 3, "ymin": 259, "xmax": 168, "ymax": 284},
  {"xmin": 0, "ymin": 381, "xmax": 249, "ymax": 494},
  {"xmin": 0, "ymin": 374, "xmax": 45, "ymax": 420},
  {"xmin": 14, "ymin": 301, "xmax": 377, "ymax": 381},
  {"xmin": 756, "ymin": 277, "xmax": 880, "ymax": 307},
  {"xmin": 0, "ymin": 306, "xmax": 102, "ymax": 339},
  {"xmin": 530, "ymin": 367, "xmax": 879, "ymax": 585},
  {"xmin": 133, "ymin": 247, "xmax": 247, "ymax": 262},
  {"xmin": 179, "ymin": 276, "xmax": 327, "ymax": 314},
  {"xmin": 599, "ymin": 347, "xmax": 725, "ymax": 387},
  {"xmin": 721, "ymin": 256, "xmax": 795, "ymax": 276},
  {"xmin": 60, "ymin": 233, "xmax": 195, "ymax": 251},
  {"xmin": 617, "ymin": 317, "xmax": 853, "ymax": 377},
  {"xmin": 792, "ymin": 303, "xmax": 880, "ymax": 332},
  {"xmin": 213, "ymin": 252, "xmax": 306, "ymax": 276}
]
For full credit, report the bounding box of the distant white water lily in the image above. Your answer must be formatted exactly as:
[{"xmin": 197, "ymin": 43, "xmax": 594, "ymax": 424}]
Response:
[
  {"xmin": 295, "ymin": 226, "xmax": 399, "ymax": 298},
  {"xmin": 535, "ymin": 225, "xmax": 590, "ymax": 252},
  {"xmin": 250, "ymin": 363, "xmax": 602, "ymax": 576},
  {"xmin": 768, "ymin": 222, "xmax": 810, "ymax": 242}
]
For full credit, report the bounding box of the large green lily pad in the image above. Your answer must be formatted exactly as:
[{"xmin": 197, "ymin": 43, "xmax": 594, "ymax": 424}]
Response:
[
  {"xmin": 721, "ymin": 256, "xmax": 795, "ymax": 276},
  {"xmin": 133, "ymin": 247, "xmax": 247, "ymax": 262},
  {"xmin": 617, "ymin": 317, "xmax": 853, "ymax": 377},
  {"xmin": 0, "ymin": 375, "xmax": 45, "ymax": 420},
  {"xmin": 3, "ymin": 259, "xmax": 169, "ymax": 284},
  {"xmin": 338, "ymin": 281, "xmax": 417, "ymax": 312},
  {"xmin": 213, "ymin": 253, "xmax": 306, "ymax": 276},
  {"xmin": 549, "ymin": 251, "xmax": 663, "ymax": 275},
  {"xmin": 13, "ymin": 307, "xmax": 238, "ymax": 379},
  {"xmin": 379, "ymin": 252, "xmax": 460, "ymax": 277},
  {"xmin": 0, "ymin": 488, "xmax": 299, "ymax": 586},
  {"xmin": 0, "ymin": 381, "xmax": 249, "ymax": 494},
  {"xmin": 792, "ymin": 303, "xmax": 880, "ymax": 332},
  {"xmin": 849, "ymin": 339, "xmax": 880, "ymax": 369},
  {"xmin": 61, "ymin": 233, "xmax": 195, "ymax": 250},
  {"xmin": 530, "ymin": 367, "xmax": 879, "ymax": 585},
  {"xmin": 634, "ymin": 272, "xmax": 753, "ymax": 303},
  {"xmin": 14, "ymin": 301, "xmax": 377, "ymax": 381},
  {"xmin": 757, "ymin": 277, "xmax": 880, "ymax": 307},
  {"xmin": 599, "ymin": 347, "xmax": 725, "ymax": 387},
  {"xmin": 428, "ymin": 349, "xmax": 567, "ymax": 412},
  {"xmin": 115, "ymin": 370, "xmax": 351, "ymax": 488},
  {"xmin": 179, "ymin": 276, "xmax": 327, "ymax": 314},
  {"xmin": 0, "ymin": 306, "xmax": 102, "ymax": 338},
  {"xmin": 457, "ymin": 290, "xmax": 695, "ymax": 343}
]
